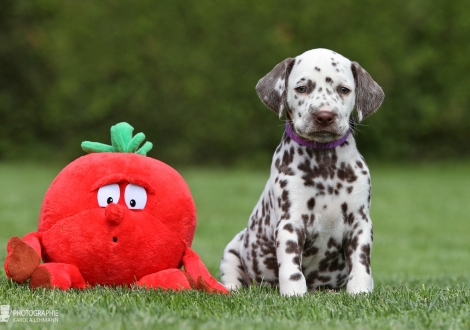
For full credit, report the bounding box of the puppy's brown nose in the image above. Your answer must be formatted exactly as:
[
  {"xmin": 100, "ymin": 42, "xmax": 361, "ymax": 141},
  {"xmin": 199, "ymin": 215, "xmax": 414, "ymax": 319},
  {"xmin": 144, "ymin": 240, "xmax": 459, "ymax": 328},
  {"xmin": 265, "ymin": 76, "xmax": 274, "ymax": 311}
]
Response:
[{"xmin": 315, "ymin": 111, "xmax": 335, "ymax": 126}]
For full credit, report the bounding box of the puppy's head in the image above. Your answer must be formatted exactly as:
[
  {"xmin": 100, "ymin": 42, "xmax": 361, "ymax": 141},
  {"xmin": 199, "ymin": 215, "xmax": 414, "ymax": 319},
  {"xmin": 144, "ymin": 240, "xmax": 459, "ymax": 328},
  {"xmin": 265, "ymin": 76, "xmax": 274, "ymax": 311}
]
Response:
[{"xmin": 256, "ymin": 48, "xmax": 384, "ymax": 143}]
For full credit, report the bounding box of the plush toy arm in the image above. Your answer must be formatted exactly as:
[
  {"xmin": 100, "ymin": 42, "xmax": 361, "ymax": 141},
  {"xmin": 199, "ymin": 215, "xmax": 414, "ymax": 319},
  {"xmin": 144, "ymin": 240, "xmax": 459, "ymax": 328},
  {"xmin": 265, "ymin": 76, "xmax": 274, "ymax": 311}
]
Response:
[
  {"xmin": 4, "ymin": 232, "xmax": 42, "ymax": 284},
  {"xmin": 137, "ymin": 269, "xmax": 193, "ymax": 291},
  {"xmin": 182, "ymin": 247, "xmax": 229, "ymax": 294},
  {"xmin": 21, "ymin": 232, "xmax": 42, "ymax": 256}
]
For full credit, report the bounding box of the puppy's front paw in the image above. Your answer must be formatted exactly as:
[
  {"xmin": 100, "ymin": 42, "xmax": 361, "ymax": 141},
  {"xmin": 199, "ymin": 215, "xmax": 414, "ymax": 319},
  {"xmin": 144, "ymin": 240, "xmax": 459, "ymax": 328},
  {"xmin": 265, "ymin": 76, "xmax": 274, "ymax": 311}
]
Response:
[
  {"xmin": 279, "ymin": 273, "xmax": 307, "ymax": 296},
  {"xmin": 346, "ymin": 275, "xmax": 374, "ymax": 294},
  {"xmin": 223, "ymin": 282, "xmax": 243, "ymax": 291}
]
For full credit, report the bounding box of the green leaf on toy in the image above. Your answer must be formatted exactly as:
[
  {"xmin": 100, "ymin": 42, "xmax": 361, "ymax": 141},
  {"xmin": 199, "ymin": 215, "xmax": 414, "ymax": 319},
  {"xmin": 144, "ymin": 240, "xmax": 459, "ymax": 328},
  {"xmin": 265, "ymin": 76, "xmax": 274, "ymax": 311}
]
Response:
[{"xmin": 81, "ymin": 122, "xmax": 153, "ymax": 155}]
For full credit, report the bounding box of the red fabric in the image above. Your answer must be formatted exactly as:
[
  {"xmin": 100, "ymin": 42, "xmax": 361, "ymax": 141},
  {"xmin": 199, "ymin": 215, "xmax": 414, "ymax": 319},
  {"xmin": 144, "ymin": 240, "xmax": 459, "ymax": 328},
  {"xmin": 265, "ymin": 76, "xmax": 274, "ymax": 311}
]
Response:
[
  {"xmin": 21, "ymin": 232, "xmax": 42, "ymax": 256},
  {"xmin": 137, "ymin": 269, "xmax": 192, "ymax": 291},
  {"xmin": 183, "ymin": 247, "xmax": 228, "ymax": 293},
  {"xmin": 30, "ymin": 263, "xmax": 87, "ymax": 290},
  {"xmin": 4, "ymin": 152, "xmax": 227, "ymax": 294},
  {"xmin": 4, "ymin": 236, "xmax": 41, "ymax": 283}
]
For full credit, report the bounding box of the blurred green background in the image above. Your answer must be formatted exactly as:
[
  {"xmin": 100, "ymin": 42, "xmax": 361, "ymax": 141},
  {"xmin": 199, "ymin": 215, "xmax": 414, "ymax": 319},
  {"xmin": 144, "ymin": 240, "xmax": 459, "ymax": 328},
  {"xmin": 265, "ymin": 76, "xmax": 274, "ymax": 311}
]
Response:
[{"xmin": 2, "ymin": 0, "xmax": 470, "ymax": 165}]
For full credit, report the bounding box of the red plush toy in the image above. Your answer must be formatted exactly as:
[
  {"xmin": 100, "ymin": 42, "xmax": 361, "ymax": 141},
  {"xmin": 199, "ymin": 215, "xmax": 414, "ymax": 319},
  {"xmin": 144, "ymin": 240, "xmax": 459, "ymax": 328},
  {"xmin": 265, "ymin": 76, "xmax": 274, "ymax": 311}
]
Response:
[{"xmin": 4, "ymin": 122, "xmax": 228, "ymax": 293}]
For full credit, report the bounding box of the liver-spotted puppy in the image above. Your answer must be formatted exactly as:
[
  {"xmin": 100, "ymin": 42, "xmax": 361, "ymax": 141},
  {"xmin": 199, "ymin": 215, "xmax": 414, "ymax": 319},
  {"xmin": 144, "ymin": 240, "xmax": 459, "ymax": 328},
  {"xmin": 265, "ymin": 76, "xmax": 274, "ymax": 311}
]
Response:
[{"xmin": 220, "ymin": 48, "xmax": 384, "ymax": 296}]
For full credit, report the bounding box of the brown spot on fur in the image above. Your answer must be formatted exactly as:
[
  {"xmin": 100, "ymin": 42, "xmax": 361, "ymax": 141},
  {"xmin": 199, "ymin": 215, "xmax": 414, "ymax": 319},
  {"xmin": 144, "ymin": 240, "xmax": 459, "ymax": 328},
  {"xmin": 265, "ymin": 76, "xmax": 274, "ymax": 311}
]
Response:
[
  {"xmin": 283, "ymin": 223, "xmax": 294, "ymax": 233},
  {"xmin": 275, "ymin": 143, "xmax": 295, "ymax": 176},
  {"xmin": 305, "ymin": 270, "xmax": 318, "ymax": 281},
  {"xmin": 301, "ymin": 214, "xmax": 315, "ymax": 227},
  {"xmin": 251, "ymin": 249, "xmax": 262, "ymax": 276},
  {"xmin": 283, "ymin": 146, "xmax": 295, "ymax": 165},
  {"xmin": 358, "ymin": 205, "xmax": 368, "ymax": 222},
  {"xmin": 280, "ymin": 190, "xmax": 291, "ymax": 220},
  {"xmin": 264, "ymin": 257, "xmax": 279, "ymax": 279},
  {"xmin": 228, "ymin": 249, "xmax": 240, "ymax": 258},
  {"xmin": 292, "ymin": 256, "xmax": 300, "ymax": 267},
  {"xmin": 305, "ymin": 79, "xmax": 316, "ymax": 94},
  {"xmin": 341, "ymin": 203, "xmax": 355, "ymax": 225},
  {"xmin": 301, "ymin": 214, "xmax": 308, "ymax": 223},
  {"xmin": 337, "ymin": 162, "xmax": 358, "ymax": 183},
  {"xmin": 318, "ymin": 275, "xmax": 332, "ymax": 283},
  {"xmin": 307, "ymin": 197, "xmax": 315, "ymax": 210},
  {"xmin": 336, "ymin": 273, "xmax": 348, "ymax": 287},
  {"xmin": 344, "ymin": 234, "xmax": 360, "ymax": 274},
  {"xmin": 327, "ymin": 237, "xmax": 340, "ymax": 249},
  {"xmin": 360, "ymin": 244, "xmax": 371, "ymax": 274},
  {"xmin": 285, "ymin": 240, "xmax": 299, "ymax": 254},
  {"xmin": 290, "ymin": 273, "xmax": 303, "ymax": 281},
  {"xmin": 296, "ymin": 228, "xmax": 306, "ymax": 250},
  {"xmin": 297, "ymin": 149, "xmax": 338, "ymax": 186},
  {"xmin": 303, "ymin": 233, "xmax": 319, "ymax": 257}
]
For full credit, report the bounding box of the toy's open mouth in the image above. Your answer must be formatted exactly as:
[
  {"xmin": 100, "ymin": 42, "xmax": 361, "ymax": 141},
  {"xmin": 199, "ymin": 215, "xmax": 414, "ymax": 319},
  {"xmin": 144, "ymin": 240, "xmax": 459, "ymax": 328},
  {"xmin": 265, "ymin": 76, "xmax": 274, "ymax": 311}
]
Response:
[{"xmin": 112, "ymin": 237, "xmax": 118, "ymax": 243}]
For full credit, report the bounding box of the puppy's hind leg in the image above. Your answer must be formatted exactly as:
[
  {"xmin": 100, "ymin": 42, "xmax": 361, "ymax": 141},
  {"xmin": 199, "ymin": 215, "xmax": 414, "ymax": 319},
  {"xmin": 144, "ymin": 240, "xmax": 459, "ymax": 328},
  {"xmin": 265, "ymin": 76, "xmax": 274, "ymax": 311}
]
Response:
[{"xmin": 220, "ymin": 230, "xmax": 250, "ymax": 291}]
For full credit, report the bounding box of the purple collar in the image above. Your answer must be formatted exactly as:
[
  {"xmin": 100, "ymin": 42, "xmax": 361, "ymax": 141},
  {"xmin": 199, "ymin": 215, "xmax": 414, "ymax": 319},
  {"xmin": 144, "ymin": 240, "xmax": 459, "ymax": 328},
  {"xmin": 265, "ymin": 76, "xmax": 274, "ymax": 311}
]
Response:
[{"xmin": 285, "ymin": 122, "xmax": 350, "ymax": 149}]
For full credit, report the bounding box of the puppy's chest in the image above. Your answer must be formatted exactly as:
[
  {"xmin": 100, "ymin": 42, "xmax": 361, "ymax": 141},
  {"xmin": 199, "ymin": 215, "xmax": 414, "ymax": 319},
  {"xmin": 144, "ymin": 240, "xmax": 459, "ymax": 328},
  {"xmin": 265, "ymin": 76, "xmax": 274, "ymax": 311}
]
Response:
[{"xmin": 273, "ymin": 143, "xmax": 369, "ymax": 212}]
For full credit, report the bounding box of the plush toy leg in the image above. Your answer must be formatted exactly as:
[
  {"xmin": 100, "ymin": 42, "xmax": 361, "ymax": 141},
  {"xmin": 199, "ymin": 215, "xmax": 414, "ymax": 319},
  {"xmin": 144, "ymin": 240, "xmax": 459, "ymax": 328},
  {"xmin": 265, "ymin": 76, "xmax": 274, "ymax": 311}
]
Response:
[
  {"xmin": 137, "ymin": 269, "xmax": 193, "ymax": 291},
  {"xmin": 182, "ymin": 247, "xmax": 229, "ymax": 294},
  {"xmin": 29, "ymin": 263, "xmax": 87, "ymax": 290},
  {"xmin": 4, "ymin": 236, "xmax": 41, "ymax": 284}
]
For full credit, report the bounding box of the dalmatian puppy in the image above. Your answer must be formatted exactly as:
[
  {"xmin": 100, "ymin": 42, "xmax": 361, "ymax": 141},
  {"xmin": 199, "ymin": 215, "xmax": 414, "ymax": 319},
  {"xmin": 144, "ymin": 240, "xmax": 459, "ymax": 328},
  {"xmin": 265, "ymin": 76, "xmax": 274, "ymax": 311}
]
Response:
[{"xmin": 220, "ymin": 48, "xmax": 384, "ymax": 296}]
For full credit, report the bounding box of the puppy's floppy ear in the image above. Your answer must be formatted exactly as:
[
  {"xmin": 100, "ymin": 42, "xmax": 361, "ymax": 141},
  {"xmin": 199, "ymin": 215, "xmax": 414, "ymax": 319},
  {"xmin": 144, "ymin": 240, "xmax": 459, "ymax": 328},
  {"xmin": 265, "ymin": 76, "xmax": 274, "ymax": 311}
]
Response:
[
  {"xmin": 256, "ymin": 57, "xmax": 295, "ymax": 118},
  {"xmin": 351, "ymin": 61, "xmax": 385, "ymax": 122}
]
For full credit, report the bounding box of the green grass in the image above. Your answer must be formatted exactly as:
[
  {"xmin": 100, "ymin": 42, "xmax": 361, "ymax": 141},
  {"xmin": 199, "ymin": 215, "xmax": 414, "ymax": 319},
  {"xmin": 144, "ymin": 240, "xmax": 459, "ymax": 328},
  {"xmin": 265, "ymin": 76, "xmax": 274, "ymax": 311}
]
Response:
[{"xmin": 1, "ymin": 161, "xmax": 470, "ymax": 329}]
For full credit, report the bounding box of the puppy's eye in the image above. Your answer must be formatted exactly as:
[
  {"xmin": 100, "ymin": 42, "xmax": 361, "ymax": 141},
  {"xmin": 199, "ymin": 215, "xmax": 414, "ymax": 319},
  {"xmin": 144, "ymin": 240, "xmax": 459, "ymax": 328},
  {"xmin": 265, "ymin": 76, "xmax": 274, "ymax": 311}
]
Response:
[
  {"xmin": 339, "ymin": 87, "xmax": 350, "ymax": 94},
  {"xmin": 295, "ymin": 86, "xmax": 307, "ymax": 93}
]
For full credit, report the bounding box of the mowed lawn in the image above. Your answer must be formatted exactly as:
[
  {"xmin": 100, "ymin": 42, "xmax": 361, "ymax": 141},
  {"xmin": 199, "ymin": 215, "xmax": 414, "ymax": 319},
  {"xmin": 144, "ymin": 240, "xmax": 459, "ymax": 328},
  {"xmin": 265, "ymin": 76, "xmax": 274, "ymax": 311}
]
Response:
[{"xmin": 0, "ymin": 161, "xmax": 469, "ymax": 329}]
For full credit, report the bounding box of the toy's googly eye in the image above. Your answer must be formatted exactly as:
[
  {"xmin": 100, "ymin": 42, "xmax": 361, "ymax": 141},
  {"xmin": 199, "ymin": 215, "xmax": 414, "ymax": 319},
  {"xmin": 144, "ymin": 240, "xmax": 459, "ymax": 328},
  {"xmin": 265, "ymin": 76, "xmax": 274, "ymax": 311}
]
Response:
[
  {"xmin": 124, "ymin": 184, "xmax": 147, "ymax": 210},
  {"xmin": 97, "ymin": 184, "xmax": 120, "ymax": 207}
]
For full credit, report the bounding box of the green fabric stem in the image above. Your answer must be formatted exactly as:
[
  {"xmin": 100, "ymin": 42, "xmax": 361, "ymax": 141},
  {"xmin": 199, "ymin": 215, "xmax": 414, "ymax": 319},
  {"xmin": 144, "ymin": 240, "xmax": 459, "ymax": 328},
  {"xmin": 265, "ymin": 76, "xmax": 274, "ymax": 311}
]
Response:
[{"xmin": 81, "ymin": 122, "xmax": 153, "ymax": 156}]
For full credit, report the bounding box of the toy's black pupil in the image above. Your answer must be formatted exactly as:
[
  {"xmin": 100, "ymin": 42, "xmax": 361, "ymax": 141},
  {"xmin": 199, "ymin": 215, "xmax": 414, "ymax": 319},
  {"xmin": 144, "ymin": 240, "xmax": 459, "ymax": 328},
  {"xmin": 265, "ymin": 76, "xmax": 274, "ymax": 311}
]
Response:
[
  {"xmin": 113, "ymin": 237, "xmax": 117, "ymax": 242},
  {"xmin": 107, "ymin": 197, "xmax": 113, "ymax": 204},
  {"xmin": 130, "ymin": 200, "xmax": 136, "ymax": 207}
]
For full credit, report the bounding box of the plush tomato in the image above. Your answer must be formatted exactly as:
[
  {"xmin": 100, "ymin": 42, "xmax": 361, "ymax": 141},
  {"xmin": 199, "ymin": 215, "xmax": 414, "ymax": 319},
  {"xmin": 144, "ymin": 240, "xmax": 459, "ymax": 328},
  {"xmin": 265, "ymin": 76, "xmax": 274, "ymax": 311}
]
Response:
[{"xmin": 4, "ymin": 122, "xmax": 227, "ymax": 293}]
